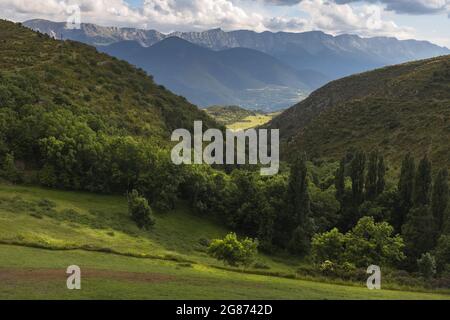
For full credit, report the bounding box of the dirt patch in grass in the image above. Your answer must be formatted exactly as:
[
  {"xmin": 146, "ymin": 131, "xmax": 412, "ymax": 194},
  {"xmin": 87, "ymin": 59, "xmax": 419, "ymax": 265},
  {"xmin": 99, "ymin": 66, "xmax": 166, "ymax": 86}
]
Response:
[{"xmin": 0, "ymin": 268, "xmax": 176, "ymax": 283}]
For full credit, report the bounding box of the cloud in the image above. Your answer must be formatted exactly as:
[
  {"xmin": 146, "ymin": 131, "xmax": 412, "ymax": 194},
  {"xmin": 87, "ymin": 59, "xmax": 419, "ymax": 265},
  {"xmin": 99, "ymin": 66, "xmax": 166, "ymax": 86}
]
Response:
[
  {"xmin": 141, "ymin": 0, "xmax": 266, "ymax": 31},
  {"xmin": 0, "ymin": 0, "xmax": 148, "ymax": 26},
  {"xmin": 0, "ymin": 0, "xmax": 426, "ymax": 41},
  {"xmin": 259, "ymin": 0, "xmax": 302, "ymax": 5},
  {"xmin": 259, "ymin": 0, "xmax": 450, "ymax": 16},
  {"xmin": 335, "ymin": 0, "xmax": 450, "ymax": 15},
  {"xmin": 266, "ymin": 0, "xmax": 414, "ymax": 38}
]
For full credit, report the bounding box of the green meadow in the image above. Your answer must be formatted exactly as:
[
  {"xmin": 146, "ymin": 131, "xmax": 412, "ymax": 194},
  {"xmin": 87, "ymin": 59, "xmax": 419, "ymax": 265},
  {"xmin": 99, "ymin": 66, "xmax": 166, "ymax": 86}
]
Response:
[{"xmin": 0, "ymin": 182, "xmax": 449, "ymax": 300}]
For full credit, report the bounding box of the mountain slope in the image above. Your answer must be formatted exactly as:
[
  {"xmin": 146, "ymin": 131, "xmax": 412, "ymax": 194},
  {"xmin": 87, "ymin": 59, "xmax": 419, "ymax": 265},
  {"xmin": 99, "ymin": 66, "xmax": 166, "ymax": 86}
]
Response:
[
  {"xmin": 269, "ymin": 55, "xmax": 450, "ymax": 168},
  {"xmin": 24, "ymin": 20, "xmax": 450, "ymax": 81},
  {"xmin": 0, "ymin": 20, "xmax": 216, "ymax": 139},
  {"xmin": 99, "ymin": 37, "xmax": 323, "ymax": 110}
]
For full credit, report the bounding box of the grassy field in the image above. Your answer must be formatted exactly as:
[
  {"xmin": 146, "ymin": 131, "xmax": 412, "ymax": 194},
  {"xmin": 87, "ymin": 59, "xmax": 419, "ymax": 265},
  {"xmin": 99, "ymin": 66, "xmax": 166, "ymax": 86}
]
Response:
[
  {"xmin": 0, "ymin": 182, "xmax": 449, "ymax": 300},
  {"xmin": 228, "ymin": 112, "xmax": 281, "ymax": 131},
  {"xmin": 2, "ymin": 244, "xmax": 449, "ymax": 300}
]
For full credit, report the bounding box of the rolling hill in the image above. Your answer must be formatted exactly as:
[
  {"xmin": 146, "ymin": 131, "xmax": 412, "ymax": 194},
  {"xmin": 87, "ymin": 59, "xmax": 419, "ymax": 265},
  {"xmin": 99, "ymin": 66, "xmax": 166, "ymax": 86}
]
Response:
[
  {"xmin": 268, "ymin": 55, "xmax": 450, "ymax": 169},
  {"xmin": 98, "ymin": 37, "xmax": 324, "ymax": 110}
]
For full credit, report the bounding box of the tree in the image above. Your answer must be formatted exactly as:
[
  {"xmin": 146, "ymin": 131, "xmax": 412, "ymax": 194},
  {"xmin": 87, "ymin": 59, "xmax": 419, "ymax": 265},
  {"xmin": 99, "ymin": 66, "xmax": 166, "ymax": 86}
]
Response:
[
  {"xmin": 365, "ymin": 151, "xmax": 378, "ymax": 201},
  {"xmin": 286, "ymin": 156, "xmax": 314, "ymax": 256},
  {"xmin": 312, "ymin": 228, "xmax": 346, "ymax": 264},
  {"xmin": 350, "ymin": 150, "xmax": 366, "ymax": 206},
  {"xmin": 345, "ymin": 216, "xmax": 405, "ymax": 267},
  {"xmin": 376, "ymin": 155, "xmax": 386, "ymax": 196},
  {"xmin": 208, "ymin": 233, "xmax": 258, "ymax": 267},
  {"xmin": 431, "ymin": 169, "xmax": 449, "ymax": 234},
  {"xmin": 417, "ymin": 253, "xmax": 436, "ymax": 279},
  {"xmin": 312, "ymin": 217, "xmax": 404, "ymax": 268},
  {"xmin": 435, "ymin": 235, "xmax": 450, "ymax": 273},
  {"xmin": 396, "ymin": 153, "xmax": 416, "ymax": 232},
  {"xmin": 414, "ymin": 155, "xmax": 432, "ymax": 207},
  {"xmin": 335, "ymin": 158, "xmax": 346, "ymax": 205},
  {"xmin": 402, "ymin": 206, "xmax": 436, "ymax": 268},
  {"xmin": 127, "ymin": 189, "xmax": 155, "ymax": 230}
]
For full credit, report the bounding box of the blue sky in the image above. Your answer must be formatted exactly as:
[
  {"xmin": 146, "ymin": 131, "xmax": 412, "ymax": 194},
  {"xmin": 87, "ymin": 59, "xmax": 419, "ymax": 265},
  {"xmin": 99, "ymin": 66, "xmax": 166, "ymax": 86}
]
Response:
[{"xmin": 1, "ymin": 0, "xmax": 449, "ymax": 47}]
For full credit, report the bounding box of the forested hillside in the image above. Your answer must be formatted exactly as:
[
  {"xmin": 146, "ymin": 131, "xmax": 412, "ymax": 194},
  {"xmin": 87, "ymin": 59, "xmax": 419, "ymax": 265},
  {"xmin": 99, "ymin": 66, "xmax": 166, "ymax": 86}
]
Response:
[
  {"xmin": 0, "ymin": 19, "xmax": 219, "ymax": 207},
  {"xmin": 269, "ymin": 55, "xmax": 450, "ymax": 169}
]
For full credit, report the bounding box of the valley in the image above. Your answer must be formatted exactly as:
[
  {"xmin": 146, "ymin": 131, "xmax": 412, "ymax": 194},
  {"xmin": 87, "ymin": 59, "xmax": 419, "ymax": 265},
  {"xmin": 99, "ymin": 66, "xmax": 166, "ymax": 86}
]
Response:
[{"xmin": 0, "ymin": 18, "xmax": 449, "ymax": 301}]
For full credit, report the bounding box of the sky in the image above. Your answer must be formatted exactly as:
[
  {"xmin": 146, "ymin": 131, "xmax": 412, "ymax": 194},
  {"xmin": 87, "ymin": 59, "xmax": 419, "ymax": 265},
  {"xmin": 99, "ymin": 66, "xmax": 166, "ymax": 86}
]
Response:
[{"xmin": 0, "ymin": 0, "xmax": 449, "ymax": 47}]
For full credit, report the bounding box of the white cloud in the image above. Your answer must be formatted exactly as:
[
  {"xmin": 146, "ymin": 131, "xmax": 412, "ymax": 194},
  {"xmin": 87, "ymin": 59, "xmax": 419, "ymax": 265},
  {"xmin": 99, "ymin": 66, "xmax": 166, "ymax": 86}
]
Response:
[
  {"xmin": 335, "ymin": 0, "xmax": 450, "ymax": 15},
  {"xmin": 141, "ymin": 0, "xmax": 266, "ymax": 31},
  {"xmin": 0, "ymin": 0, "xmax": 433, "ymax": 41},
  {"xmin": 296, "ymin": 0, "xmax": 414, "ymax": 38},
  {"xmin": 0, "ymin": 0, "xmax": 148, "ymax": 26}
]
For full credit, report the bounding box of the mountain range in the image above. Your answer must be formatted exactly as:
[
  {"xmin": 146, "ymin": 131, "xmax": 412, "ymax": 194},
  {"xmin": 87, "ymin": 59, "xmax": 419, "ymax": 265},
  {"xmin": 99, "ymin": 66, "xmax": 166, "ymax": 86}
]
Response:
[
  {"xmin": 98, "ymin": 37, "xmax": 325, "ymax": 109},
  {"xmin": 23, "ymin": 19, "xmax": 450, "ymax": 110}
]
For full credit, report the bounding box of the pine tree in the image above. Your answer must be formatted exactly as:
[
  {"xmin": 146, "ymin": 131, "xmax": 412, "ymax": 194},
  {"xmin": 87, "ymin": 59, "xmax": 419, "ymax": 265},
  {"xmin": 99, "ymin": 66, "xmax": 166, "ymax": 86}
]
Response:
[
  {"xmin": 431, "ymin": 168, "xmax": 449, "ymax": 234},
  {"xmin": 350, "ymin": 150, "xmax": 366, "ymax": 206},
  {"xmin": 396, "ymin": 153, "xmax": 415, "ymax": 231},
  {"xmin": 365, "ymin": 151, "xmax": 378, "ymax": 201},
  {"xmin": 376, "ymin": 155, "xmax": 386, "ymax": 196},
  {"xmin": 414, "ymin": 155, "xmax": 432, "ymax": 207},
  {"xmin": 335, "ymin": 157, "xmax": 346, "ymax": 205}
]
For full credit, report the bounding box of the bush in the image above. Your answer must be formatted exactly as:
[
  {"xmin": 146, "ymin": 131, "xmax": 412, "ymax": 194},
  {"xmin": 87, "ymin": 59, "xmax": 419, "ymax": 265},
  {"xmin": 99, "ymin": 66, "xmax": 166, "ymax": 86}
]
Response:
[
  {"xmin": 312, "ymin": 217, "xmax": 405, "ymax": 268},
  {"xmin": 1, "ymin": 153, "xmax": 21, "ymax": 183},
  {"xmin": 127, "ymin": 189, "xmax": 155, "ymax": 230},
  {"xmin": 319, "ymin": 260, "xmax": 336, "ymax": 276},
  {"xmin": 417, "ymin": 252, "xmax": 437, "ymax": 279},
  {"xmin": 312, "ymin": 228, "xmax": 346, "ymax": 264},
  {"xmin": 208, "ymin": 233, "xmax": 258, "ymax": 268}
]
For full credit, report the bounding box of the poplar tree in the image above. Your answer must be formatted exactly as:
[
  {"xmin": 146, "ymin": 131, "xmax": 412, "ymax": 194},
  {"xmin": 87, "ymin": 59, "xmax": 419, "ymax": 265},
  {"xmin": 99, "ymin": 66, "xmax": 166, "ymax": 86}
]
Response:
[
  {"xmin": 287, "ymin": 155, "xmax": 313, "ymax": 256},
  {"xmin": 365, "ymin": 151, "xmax": 378, "ymax": 201},
  {"xmin": 335, "ymin": 157, "xmax": 346, "ymax": 205},
  {"xmin": 396, "ymin": 153, "xmax": 416, "ymax": 231},
  {"xmin": 414, "ymin": 155, "xmax": 432, "ymax": 207},
  {"xmin": 350, "ymin": 150, "xmax": 366, "ymax": 206},
  {"xmin": 432, "ymin": 168, "xmax": 449, "ymax": 234},
  {"xmin": 377, "ymin": 155, "xmax": 386, "ymax": 195}
]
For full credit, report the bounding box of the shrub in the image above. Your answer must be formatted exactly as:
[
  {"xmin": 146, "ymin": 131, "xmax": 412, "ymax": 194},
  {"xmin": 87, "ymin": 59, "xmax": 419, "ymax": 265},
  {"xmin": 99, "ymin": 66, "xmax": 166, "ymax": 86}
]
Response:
[
  {"xmin": 417, "ymin": 252, "xmax": 437, "ymax": 279},
  {"xmin": 312, "ymin": 228, "xmax": 346, "ymax": 264},
  {"xmin": 208, "ymin": 233, "xmax": 258, "ymax": 268},
  {"xmin": 1, "ymin": 153, "xmax": 21, "ymax": 183},
  {"xmin": 127, "ymin": 189, "xmax": 155, "ymax": 230},
  {"xmin": 312, "ymin": 217, "xmax": 405, "ymax": 268}
]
